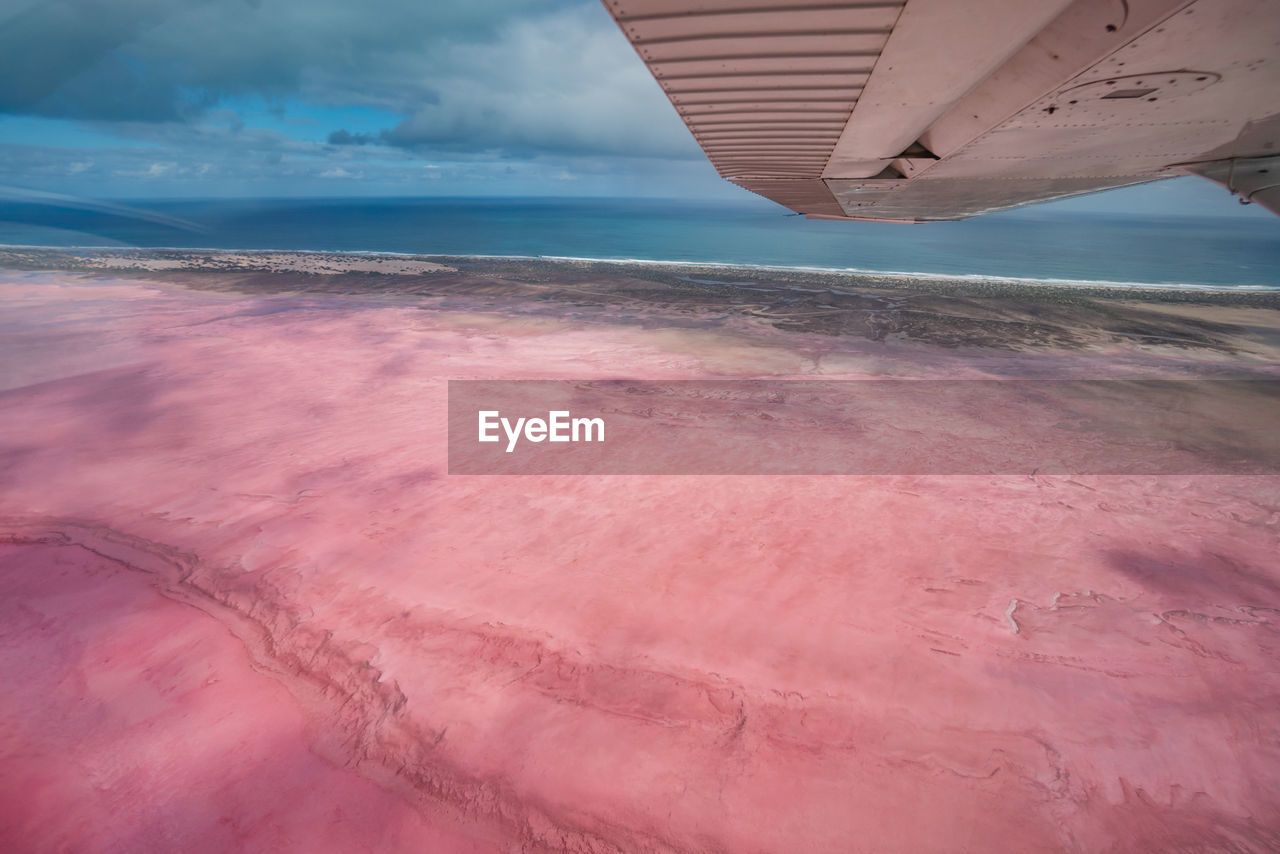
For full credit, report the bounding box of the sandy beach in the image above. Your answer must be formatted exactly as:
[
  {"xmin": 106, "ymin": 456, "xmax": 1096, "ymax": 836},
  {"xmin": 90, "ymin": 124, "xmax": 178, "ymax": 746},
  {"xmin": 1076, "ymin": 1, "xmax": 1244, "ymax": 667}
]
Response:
[{"xmin": 2, "ymin": 250, "xmax": 1278, "ymax": 853}]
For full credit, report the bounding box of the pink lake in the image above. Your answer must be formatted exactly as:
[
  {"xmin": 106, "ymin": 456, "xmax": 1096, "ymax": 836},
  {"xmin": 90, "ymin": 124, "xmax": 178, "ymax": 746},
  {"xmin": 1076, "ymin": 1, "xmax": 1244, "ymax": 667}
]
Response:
[{"xmin": 2, "ymin": 262, "xmax": 1279, "ymax": 853}]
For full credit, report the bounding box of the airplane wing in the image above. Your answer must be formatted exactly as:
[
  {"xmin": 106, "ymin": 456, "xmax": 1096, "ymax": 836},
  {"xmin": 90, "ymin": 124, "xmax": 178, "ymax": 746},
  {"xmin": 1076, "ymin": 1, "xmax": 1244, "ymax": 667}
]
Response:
[{"xmin": 602, "ymin": 0, "xmax": 1280, "ymax": 221}]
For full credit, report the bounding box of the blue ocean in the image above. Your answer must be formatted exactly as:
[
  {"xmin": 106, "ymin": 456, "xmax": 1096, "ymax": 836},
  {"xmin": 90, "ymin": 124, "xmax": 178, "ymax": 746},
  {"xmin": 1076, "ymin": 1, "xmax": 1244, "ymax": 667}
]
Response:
[{"xmin": 1, "ymin": 196, "xmax": 1277, "ymax": 289}]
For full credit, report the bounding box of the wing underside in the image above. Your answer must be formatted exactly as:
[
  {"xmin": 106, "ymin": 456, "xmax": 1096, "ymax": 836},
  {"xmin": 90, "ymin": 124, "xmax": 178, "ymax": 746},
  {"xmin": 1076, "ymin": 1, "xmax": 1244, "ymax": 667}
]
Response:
[{"xmin": 603, "ymin": 0, "xmax": 1280, "ymax": 221}]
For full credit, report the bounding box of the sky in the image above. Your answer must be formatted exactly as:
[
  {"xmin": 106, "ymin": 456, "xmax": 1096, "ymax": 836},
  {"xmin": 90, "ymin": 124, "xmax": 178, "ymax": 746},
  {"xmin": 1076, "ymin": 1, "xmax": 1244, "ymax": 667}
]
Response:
[{"xmin": 0, "ymin": 0, "xmax": 1269, "ymax": 218}]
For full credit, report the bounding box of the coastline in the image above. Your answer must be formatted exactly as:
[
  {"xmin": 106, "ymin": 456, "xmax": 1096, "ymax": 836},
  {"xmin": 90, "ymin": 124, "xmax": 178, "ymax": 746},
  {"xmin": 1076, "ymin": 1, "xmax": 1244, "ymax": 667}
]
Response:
[
  {"xmin": 3, "ymin": 244, "xmax": 1280, "ymax": 305},
  {"xmin": 6, "ymin": 243, "xmax": 1280, "ymax": 361}
]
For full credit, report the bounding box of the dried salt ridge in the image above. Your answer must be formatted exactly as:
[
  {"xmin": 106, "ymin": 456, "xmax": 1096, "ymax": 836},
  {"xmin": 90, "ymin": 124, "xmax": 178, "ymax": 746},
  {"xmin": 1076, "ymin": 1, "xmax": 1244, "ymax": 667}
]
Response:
[{"xmin": 1, "ymin": 259, "xmax": 1279, "ymax": 853}]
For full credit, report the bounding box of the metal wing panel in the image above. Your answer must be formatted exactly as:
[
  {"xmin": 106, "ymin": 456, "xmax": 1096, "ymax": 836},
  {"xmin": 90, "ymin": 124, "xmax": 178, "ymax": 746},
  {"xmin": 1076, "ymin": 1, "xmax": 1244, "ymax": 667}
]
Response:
[
  {"xmin": 605, "ymin": 0, "xmax": 1280, "ymax": 221},
  {"xmin": 826, "ymin": 175, "xmax": 1163, "ymax": 221},
  {"xmin": 729, "ymin": 178, "xmax": 848, "ymax": 215},
  {"xmin": 603, "ymin": 0, "xmax": 905, "ymax": 203}
]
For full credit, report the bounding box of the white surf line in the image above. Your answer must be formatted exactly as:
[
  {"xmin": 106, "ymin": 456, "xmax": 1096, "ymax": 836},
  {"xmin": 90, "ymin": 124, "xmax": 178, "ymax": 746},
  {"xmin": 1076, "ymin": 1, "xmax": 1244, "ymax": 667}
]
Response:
[{"xmin": 3, "ymin": 244, "xmax": 1274, "ymax": 293}]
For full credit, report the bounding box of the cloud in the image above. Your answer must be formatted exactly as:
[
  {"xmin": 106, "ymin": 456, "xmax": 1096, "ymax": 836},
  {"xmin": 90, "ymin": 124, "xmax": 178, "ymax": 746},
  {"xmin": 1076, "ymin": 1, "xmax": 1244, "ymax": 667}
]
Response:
[
  {"xmin": 328, "ymin": 129, "xmax": 377, "ymax": 146},
  {"xmin": 0, "ymin": 133, "xmax": 737, "ymax": 200},
  {"xmin": 0, "ymin": 0, "xmax": 722, "ymax": 196},
  {"xmin": 373, "ymin": 5, "xmax": 698, "ymax": 159},
  {"xmin": 0, "ymin": 0, "xmax": 691, "ymax": 159}
]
